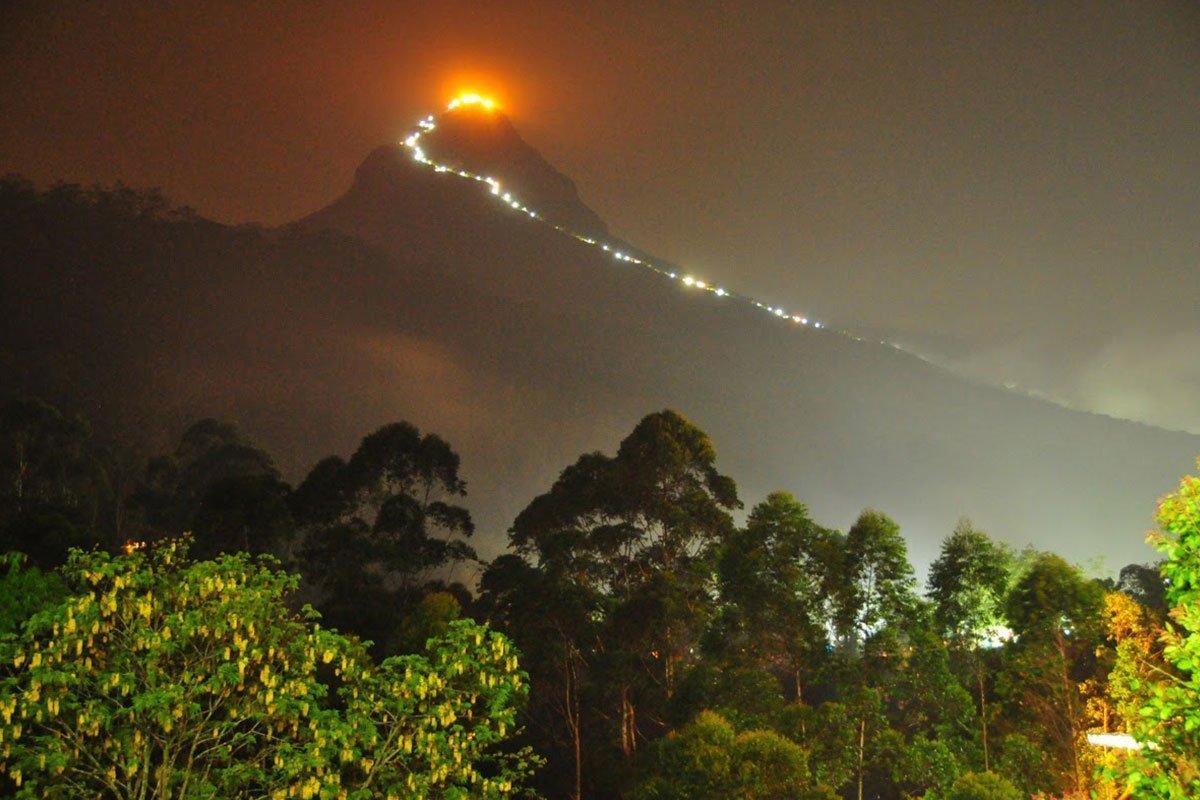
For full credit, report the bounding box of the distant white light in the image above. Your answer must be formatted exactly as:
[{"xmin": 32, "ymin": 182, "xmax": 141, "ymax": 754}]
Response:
[
  {"xmin": 682, "ymin": 276, "xmax": 696, "ymax": 286},
  {"xmin": 1086, "ymin": 733, "xmax": 1147, "ymax": 751},
  {"xmin": 695, "ymin": 280, "xmax": 707, "ymax": 289},
  {"xmin": 715, "ymin": 288, "xmax": 726, "ymax": 297},
  {"xmin": 774, "ymin": 308, "xmax": 785, "ymax": 318}
]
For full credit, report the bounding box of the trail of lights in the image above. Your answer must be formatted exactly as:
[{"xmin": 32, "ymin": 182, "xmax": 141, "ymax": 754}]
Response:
[{"xmin": 395, "ymin": 94, "xmax": 926, "ymax": 346}]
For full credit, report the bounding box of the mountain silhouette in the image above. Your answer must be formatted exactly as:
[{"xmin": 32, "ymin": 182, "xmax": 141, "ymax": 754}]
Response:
[{"xmin": 1, "ymin": 109, "xmax": 1196, "ymax": 573}]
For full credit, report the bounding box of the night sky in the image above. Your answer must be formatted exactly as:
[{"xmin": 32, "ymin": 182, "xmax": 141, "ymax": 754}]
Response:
[{"xmin": 3, "ymin": 1, "xmax": 1198, "ymax": 432}]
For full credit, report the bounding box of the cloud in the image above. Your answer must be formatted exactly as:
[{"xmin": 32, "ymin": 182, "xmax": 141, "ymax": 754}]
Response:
[{"xmin": 942, "ymin": 328, "xmax": 1200, "ymax": 434}]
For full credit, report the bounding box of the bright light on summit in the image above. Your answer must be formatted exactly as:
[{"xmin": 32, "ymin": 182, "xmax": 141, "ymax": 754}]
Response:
[{"xmin": 447, "ymin": 93, "xmax": 498, "ymax": 111}]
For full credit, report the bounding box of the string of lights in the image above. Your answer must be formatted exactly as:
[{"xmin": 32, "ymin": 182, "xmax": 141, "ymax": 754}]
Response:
[{"xmin": 399, "ymin": 94, "xmax": 918, "ymax": 350}]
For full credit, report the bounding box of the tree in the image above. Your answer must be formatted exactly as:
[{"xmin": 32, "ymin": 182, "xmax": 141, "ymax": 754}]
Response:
[
  {"xmin": 1116, "ymin": 561, "xmax": 1168, "ymax": 619},
  {"xmin": 479, "ymin": 552, "xmax": 600, "ymax": 800},
  {"xmin": 837, "ymin": 509, "xmax": 917, "ymax": 649},
  {"xmin": 0, "ymin": 397, "xmax": 114, "ymax": 566},
  {"xmin": 927, "ymin": 520, "xmax": 1012, "ymax": 770},
  {"xmin": 0, "ymin": 553, "xmax": 65, "ymax": 636},
  {"xmin": 130, "ymin": 418, "xmax": 289, "ymax": 558},
  {"xmin": 833, "ymin": 510, "xmax": 918, "ymax": 800},
  {"xmin": 0, "ymin": 539, "xmax": 536, "ymax": 798},
  {"xmin": 635, "ymin": 711, "xmax": 833, "ymax": 800},
  {"xmin": 502, "ymin": 410, "xmax": 738, "ymax": 795},
  {"xmin": 1000, "ymin": 552, "xmax": 1105, "ymax": 796},
  {"xmin": 1117, "ymin": 460, "xmax": 1200, "ymax": 798},
  {"xmin": 714, "ymin": 491, "xmax": 840, "ymax": 704},
  {"xmin": 945, "ymin": 771, "xmax": 1022, "ymax": 800},
  {"xmin": 295, "ymin": 422, "xmax": 477, "ymax": 653}
]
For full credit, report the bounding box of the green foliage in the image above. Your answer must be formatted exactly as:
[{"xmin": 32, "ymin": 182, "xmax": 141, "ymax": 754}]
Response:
[
  {"xmin": 927, "ymin": 520, "xmax": 1011, "ymax": 647},
  {"xmin": 992, "ymin": 733, "xmax": 1052, "ymax": 798},
  {"xmin": 714, "ymin": 491, "xmax": 840, "ymax": 701},
  {"xmin": 0, "ymin": 553, "xmax": 66, "ymax": 637},
  {"xmin": 944, "ymin": 770, "xmax": 1021, "ymax": 800},
  {"xmin": 503, "ymin": 409, "xmax": 739, "ymax": 772},
  {"xmin": 1117, "ymin": 461, "xmax": 1200, "ymax": 798},
  {"xmin": 892, "ymin": 735, "xmax": 962, "ymax": 800},
  {"xmin": 838, "ymin": 509, "xmax": 917, "ymax": 646},
  {"xmin": 0, "ymin": 539, "xmax": 535, "ymax": 798},
  {"xmin": 636, "ymin": 711, "xmax": 830, "ymax": 800},
  {"xmin": 999, "ymin": 552, "xmax": 1105, "ymax": 795},
  {"xmin": 668, "ymin": 661, "xmax": 785, "ymax": 732}
]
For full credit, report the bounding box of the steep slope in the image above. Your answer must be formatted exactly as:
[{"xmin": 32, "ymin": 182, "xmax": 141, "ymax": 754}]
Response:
[{"xmin": 2, "ymin": 113, "xmax": 1197, "ymax": 574}]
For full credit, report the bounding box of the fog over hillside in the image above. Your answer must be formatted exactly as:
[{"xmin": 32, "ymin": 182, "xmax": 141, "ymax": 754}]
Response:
[{"xmin": 2, "ymin": 108, "xmax": 1196, "ymax": 576}]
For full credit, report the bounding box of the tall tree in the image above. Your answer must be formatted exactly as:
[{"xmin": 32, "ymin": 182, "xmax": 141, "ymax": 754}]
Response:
[
  {"xmin": 295, "ymin": 421, "xmax": 476, "ymax": 653},
  {"xmin": 129, "ymin": 418, "xmax": 289, "ymax": 558},
  {"xmin": 927, "ymin": 520, "xmax": 1013, "ymax": 770},
  {"xmin": 714, "ymin": 491, "xmax": 840, "ymax": 704},
  {"xmin": 1000, "ymin": 552, "xmax": 1105, "ymax": 796},
  {"xmin": 505, "ymin": 410, "xmax": 738, "ymax": 783},
  {"xmin": 833, "ymin": 509, "xmax": 919, "ymax": 800},
  {"xmin": 837, "ymin": 509, "xmax": 917, "ymax": 649},
  {"xmin": 0, "ymin": 397, "xmax": 115, "ymax": 565}
]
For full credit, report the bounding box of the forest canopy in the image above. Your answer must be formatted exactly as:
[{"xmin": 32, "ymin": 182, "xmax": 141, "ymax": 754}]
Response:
[{"xmin": 0, "ymin": 396, "xmax": 1193, "ymax": 799}]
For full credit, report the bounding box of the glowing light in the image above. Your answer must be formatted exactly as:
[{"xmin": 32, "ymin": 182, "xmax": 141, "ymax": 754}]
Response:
[
  {"xmin": 695, "ymin": 280, "xmax": 707, "ymax": 289},
  {"xmin": 715, "ymin": 288, "xmax": 726, "ymax": 297},
  {"xmin": 447, "ymin": 92, "xmax": 498, "ymax": 111},
  {"xmin": 682, "ymin": 276, "xmax": 696, "ymax": 286}
]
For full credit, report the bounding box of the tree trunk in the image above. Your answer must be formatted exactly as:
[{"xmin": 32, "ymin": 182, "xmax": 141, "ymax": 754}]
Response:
[
  {"xmin": 978, "ymin": 665, "xmax": 990, "ymax": 772},
  {"xmin": 1057, "ymin": 632, "xmax": 1083, "ymax": 794},
  {"xmin": 620, "ymin": 685, "xmax": 637, "ymax": 758},
  {"xmin": 857, "ymin": 715, "xmax": 866, "ymax": 800},
  {"xmin": 566, "ymin": 649, "xmax": 583, "ymax": 800}
]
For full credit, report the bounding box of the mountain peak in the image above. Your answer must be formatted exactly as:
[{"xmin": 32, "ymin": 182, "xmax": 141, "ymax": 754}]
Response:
[{"xmin": 392, "ymin": 103, "xmax": 608, "ymax": 239}]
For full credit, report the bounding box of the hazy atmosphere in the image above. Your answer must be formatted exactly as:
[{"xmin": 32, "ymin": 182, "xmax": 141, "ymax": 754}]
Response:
[
  {"xmin": 4, "ymin": 1, "xmax": 1198, "ymax": 431},
  {"xmin": 4, "ymin": 3, "xmax": 1200, "ymax": 799}
]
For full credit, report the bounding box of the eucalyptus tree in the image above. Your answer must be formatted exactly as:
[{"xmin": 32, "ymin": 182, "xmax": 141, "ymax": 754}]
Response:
[
  {"xmin": 837, "ymin": 509, "xmax": 918, "ymax": 652},
  {"xmin": 714, "ymin": 491, "xmax": 841, "ymax": 704},
  {"xmin": 130, "ymin": 418, "xmax": 291, "ymax": 559},
  {"xmin": 293, "ymin": 421, "xmax": 476, "ymax": 654},
  {"xmin": 833, "ymin": 509, "xmax": 920, "ymax": 800},
  {"xmin": 927, "ymin": 520, "xmax": 1013, "ymax": 769},
  {"xmin": 505, "ymin": 410, "xmax": 739, "ymax": 769}
]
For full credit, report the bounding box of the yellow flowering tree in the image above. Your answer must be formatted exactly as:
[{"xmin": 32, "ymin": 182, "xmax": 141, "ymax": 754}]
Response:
[{"xmin": 0, "ymin": 539, "xmax": 537, "ymax": 798}]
